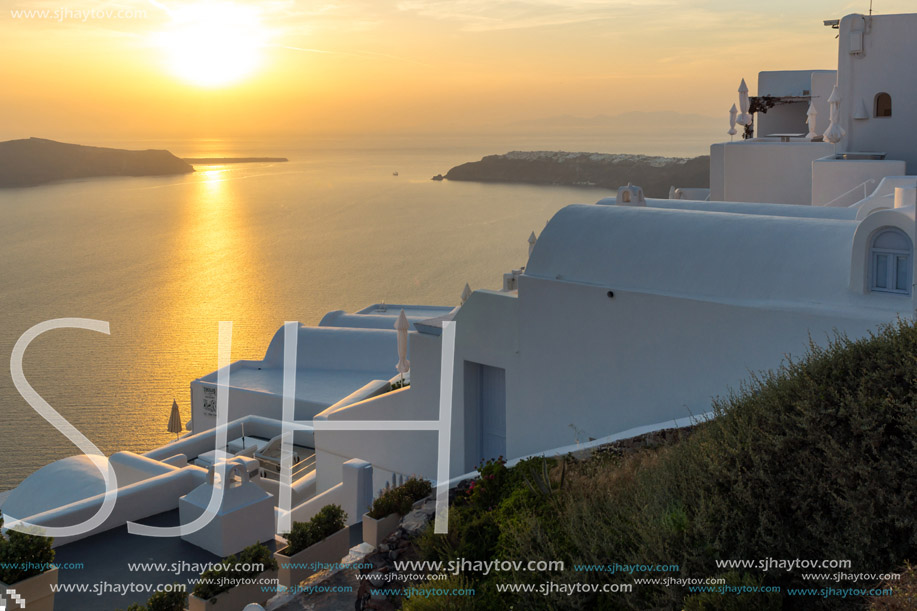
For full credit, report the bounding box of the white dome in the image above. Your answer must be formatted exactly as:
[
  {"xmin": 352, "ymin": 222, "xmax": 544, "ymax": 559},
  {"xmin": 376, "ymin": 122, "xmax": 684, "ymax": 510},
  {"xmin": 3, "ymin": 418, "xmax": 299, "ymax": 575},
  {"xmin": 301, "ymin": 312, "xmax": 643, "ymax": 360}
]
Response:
[{"xmin": 2, "ymin": 455, "xmax": 111, "ymax": 521}]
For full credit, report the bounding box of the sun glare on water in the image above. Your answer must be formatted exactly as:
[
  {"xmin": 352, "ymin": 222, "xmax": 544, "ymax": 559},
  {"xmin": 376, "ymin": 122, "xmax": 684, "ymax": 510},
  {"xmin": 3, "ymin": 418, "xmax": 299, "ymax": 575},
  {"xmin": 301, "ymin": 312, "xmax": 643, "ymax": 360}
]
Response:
[{"xmin": 156, "ymin": 2, "xmax": 267, "ymax": 87}]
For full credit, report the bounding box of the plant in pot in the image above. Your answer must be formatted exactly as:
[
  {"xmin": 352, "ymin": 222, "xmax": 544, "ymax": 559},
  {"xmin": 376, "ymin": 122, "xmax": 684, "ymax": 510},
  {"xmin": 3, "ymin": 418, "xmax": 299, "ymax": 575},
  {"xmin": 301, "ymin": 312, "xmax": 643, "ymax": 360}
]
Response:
[
  {"xmin": 275, "ymin": 504, "xmax": 349, "ymax": 587},
  {"xmin": 363, "ymin": 477, "xmax": 432, "ymax": 547},
  {"xmin": 119, "ymin": 587, "xmax": 187, "ymax": 611},
  {"xmin": 188, "ymin": 543, "xmax": 277, "ymax": 611},
  {"xmin": 0, "ymin": 512, "xmax": 58, "ymax": 611}
]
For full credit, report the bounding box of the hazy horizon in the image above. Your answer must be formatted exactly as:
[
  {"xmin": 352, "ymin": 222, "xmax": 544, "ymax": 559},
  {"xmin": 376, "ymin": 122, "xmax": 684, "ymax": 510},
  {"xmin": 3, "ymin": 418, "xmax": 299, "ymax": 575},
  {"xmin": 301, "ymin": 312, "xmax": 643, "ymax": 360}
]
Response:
[{"xmin": 0, "ymin": 109, "xmax": 728, "ymax": 160}]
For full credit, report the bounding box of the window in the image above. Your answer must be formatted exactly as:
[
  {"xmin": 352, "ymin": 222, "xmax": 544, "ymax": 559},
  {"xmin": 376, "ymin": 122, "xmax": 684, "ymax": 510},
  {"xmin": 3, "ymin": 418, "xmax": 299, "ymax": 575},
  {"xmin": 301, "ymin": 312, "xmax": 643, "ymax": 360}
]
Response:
[
  {"xmin": 870, "ymin": 229, "xmax": 911, "ymax": 294},
  {"xmin": 875, "ymin": 92, "xmax": 892, "ymax": 117}
]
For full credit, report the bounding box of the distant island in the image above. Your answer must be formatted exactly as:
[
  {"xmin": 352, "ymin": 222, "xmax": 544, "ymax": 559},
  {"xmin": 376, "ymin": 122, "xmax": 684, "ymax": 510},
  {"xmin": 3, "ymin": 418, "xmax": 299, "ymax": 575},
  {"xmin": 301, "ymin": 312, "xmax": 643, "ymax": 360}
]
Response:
[
  {"xmin": 0, "ymin": 138, "xmax": 194, "ymax": 188},
  {"xmin": 443, "ymin": 151, "xmax": 710, "ymax": 198},
  {"xmin": 183, "ymin": 157, "xmax": 288, "ymax": 165}
]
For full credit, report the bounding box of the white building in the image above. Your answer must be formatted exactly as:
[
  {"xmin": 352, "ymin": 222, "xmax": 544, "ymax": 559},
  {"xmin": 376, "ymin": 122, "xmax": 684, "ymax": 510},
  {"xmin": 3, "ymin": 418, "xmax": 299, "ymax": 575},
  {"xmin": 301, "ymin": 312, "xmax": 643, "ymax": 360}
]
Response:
[
  {"xmin": 313, "ymin": 191, "xmax": 916, "ymax": 492},
  {"xmin": 711, "ymin": 12, "xmax": 917, "ymax": 207}
]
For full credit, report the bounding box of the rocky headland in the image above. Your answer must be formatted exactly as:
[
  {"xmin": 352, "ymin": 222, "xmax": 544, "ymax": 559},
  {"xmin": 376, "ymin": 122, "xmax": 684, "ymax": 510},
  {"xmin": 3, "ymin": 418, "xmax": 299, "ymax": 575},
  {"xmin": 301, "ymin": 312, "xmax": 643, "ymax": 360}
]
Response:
[
  {"xmin": 443, "ymin": 150, "xmax": 709, "ymax": 198},
  {"xmin": 0, "ymin": 138, "xmax": 194, "ymax": 187}
]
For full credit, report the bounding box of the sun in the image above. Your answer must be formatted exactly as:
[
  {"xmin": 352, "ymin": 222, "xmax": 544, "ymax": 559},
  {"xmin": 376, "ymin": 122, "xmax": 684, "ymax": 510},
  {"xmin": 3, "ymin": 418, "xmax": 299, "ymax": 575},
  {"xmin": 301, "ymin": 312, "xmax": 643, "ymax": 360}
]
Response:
[{"xmin": 156, "ymin": 2, "xmax": 268, "ymax": 87}]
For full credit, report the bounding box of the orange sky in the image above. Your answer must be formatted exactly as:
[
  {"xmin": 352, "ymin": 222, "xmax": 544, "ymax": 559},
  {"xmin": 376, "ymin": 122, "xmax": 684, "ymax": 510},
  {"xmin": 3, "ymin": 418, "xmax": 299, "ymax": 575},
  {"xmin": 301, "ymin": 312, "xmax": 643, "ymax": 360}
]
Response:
[{"xmin": 0, "ymin": 0, "xmax": 913, "ymax": 141}]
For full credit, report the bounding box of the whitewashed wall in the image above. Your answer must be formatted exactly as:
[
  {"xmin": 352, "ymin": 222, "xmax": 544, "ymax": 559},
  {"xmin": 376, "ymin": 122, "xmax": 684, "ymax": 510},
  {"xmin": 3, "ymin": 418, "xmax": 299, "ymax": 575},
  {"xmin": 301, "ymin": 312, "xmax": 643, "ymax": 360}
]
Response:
[
  {"xmin": 838, "ymin": 13, "xmax": 917, "ymax": 172},
  {"xmin": 812, "ymin": 156, "xmax": 907, "ymax": 205},
  {"xmin": 711, "ymin": 140, "xmax": 834, "ymax": 205}
]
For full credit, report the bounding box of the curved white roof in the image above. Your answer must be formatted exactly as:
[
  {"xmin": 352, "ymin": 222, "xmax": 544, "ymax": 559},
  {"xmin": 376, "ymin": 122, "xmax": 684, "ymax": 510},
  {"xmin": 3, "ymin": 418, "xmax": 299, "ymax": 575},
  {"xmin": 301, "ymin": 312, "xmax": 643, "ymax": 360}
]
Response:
[
  {"xmin": 3, "ymin": 455, "xmax": 109, "ymax": 520},
  {"xmin": 526, "ymin": 204, "xmax": 860, "ymax": 307}
]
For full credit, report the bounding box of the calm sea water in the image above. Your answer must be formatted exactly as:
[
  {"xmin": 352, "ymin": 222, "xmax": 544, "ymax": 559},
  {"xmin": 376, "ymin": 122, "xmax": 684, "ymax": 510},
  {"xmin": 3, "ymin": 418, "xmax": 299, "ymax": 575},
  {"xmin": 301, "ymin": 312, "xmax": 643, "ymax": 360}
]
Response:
[{"xmin": 0, "ymin": 134, "xmax": 709, "ymax": 491}]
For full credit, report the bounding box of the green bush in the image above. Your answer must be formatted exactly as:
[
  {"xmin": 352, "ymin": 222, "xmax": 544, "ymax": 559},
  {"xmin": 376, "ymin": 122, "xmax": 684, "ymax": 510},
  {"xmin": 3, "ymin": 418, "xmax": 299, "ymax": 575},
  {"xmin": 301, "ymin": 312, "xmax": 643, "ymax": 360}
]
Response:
[
  {"xmin": 145, "ymin": 589, "xmax": 187, "ymax": 611},
  {"xmin": 869, "ymin": 562, "xmax": 917, "ymax": 610},
  {"xmin": 401, "ymin": 476, "xmax": 433, "ymax": 504},
  {"xmin": 400, "ymin": 573, "xmax": 498, "ymax": 610},
  {"xmin": 368, "ymin": 477, "xmax": 433, "ymax": 519},
  {"xmin": 466, "ymin": 457, "xmax": 511, "ymax": 512},
  {"xmin": 191, "ymin": 543, "xmax": 277, "ymax": 600},
  {"xmin": 416, "ymin": 458, "xmax": 540, "ymax": 570},
  {"xmin": 390, "ymin": 379, "xmax": 411, "ymax": 390},
  {"xmin": 0, "ymin": 512, "xmax": 55, "ymax": 584},
  {"xmin": 118, "ymin": 588, "xmax": 187, "ymax": 611},
  {"xmin": 284, "ymin": 504, "xmax": 347, "ymax": 556},
  {"xmin": 682, "ymin": 572, "xmax": 781, "ymax": 611}
]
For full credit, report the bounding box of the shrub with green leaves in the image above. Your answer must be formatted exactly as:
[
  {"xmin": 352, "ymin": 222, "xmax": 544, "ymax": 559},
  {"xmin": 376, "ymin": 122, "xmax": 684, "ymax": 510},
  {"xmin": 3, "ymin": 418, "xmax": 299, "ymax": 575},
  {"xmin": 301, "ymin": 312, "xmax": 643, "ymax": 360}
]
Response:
[
  {"xmin": 390, "ymin": 379, "xmax": 410, "ymax": 390},
  {"xmin": 682, "ymin": 572, "xmax": 781, "ymax": 611},
  {"xmin": 0, "ymin": 512, "xmax": 55, "ymax": 585},
  {"xmin": 415, "ymin": 458, "xmax": 529, "ymax": 568},
  {"xmin": 869, "ymin": 562, "xmax": 917, "ymax": 610},
  {"xmin": 367, "ymin": 477, "xmax": 433, "ymax": 519},
  {"xmin": 400, "ymin": 573, "xmax": 497, "ymax": 610},
  {"xmin": 191, "ymin": 543, "xmax": 277, "ymax": 600},
  {"xmin": 466, "ymin": 457, "xmax": 510, "ymax": 512},
  {"xmin": 284, "ymin": 504, "xmax": 347, "ymax": 556},
  {"xmin": 117, "ymin": 588, "xmax": 187, "ymax": 611},
  {"xmin": 145, "ymin": 589, "xmax": 187, "ymax": 611}
]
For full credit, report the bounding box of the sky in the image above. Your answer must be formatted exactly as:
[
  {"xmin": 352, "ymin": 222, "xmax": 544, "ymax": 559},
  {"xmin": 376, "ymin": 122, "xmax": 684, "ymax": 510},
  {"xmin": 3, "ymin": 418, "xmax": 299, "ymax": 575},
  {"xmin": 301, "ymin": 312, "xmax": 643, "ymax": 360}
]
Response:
[{"xmin": 0, "ymin": 0, "xmax": 914, "ymax": 141}]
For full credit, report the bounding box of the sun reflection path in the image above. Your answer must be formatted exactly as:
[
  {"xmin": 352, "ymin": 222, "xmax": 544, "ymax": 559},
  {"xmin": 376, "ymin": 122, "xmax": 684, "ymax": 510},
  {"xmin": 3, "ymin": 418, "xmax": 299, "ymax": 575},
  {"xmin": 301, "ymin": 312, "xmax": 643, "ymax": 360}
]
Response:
[{"xmin": 147, "ymin": 166, "xmax": 268, "ymax": 439}]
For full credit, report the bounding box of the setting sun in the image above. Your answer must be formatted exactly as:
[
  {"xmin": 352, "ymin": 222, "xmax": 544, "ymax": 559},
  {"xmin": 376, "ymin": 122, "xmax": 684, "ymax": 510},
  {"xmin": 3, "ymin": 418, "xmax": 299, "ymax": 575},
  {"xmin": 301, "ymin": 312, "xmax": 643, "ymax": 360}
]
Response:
[{"xmin": 155, "ymin": 1, "xmax": 268, "ymax": 87}]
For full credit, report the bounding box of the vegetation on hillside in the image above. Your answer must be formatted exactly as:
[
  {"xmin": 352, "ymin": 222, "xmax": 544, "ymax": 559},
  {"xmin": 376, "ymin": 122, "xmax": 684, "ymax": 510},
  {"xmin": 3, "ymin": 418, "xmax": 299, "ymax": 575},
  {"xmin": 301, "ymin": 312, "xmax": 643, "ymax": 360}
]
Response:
[
  {"xmin": 191, "ymin": 543, "xmax": 277, "ymax": 600},
  {"xmin": 408, "ymin": 320, "xmax": 917, "ymax": 610},
  {"xmin": 368, "ymin": 477, "xmax": 433, "ymax": 519},
  {"xmin": 0, "ymin": 513, "xmax": 54, "ymax": 585}
]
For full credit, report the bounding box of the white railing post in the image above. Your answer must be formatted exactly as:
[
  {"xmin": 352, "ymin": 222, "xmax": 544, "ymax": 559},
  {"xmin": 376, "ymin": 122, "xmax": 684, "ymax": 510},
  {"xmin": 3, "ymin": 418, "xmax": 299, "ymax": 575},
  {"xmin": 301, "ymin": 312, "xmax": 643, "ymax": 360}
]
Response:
[{"xmin": 341, "ymin": 459, "xmax": 373, "ymax": 526}]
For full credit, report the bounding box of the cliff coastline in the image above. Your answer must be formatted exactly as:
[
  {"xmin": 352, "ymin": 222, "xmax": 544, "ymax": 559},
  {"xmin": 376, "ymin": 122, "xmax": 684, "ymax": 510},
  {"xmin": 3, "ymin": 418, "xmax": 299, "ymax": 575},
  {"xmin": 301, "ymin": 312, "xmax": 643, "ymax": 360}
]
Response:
[
  {"xmin": 443, "ymin": 151, "xmax": 709, "ymax": 197},
  {"xmin": 0, "ymin": 138, "xmax": 194, "ymax": 187}
]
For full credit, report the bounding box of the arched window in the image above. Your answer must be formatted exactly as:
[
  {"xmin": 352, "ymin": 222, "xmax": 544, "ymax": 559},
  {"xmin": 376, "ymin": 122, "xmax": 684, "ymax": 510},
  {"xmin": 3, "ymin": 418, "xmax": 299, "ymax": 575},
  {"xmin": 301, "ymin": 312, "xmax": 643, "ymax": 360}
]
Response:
[
  {"xmin": 870, "ymin": 228, "xmax": 911, "ymax": 294},
  {"xmin": 875, "ymin": 92, "xmax": 892, "ymax": 117}
]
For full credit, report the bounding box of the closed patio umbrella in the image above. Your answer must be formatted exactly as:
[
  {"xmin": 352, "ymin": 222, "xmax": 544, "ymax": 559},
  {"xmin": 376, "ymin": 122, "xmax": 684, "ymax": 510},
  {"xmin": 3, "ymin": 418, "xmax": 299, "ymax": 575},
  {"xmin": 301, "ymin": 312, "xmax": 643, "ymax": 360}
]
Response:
[
  {"xmin": 728, "ymin": 104, "xmax": 738, "ymax": 139},
  {"xmin": 395, "ymin": 309, "xmax": 410, "ymax": 382},
  {"xmin": 823, "ymin": 85, "xmax": 847, "ymax": 144},
  {"xmin": 736, "ymin": 79, "xmax": 752, "ymax": 126},
  {"xmin": 167, "ymin": 399, "xmax": 183, "ymax": 440},
  {"xmin": 806, "ymin": 102, "xmax": 818, "ymax": 140}
]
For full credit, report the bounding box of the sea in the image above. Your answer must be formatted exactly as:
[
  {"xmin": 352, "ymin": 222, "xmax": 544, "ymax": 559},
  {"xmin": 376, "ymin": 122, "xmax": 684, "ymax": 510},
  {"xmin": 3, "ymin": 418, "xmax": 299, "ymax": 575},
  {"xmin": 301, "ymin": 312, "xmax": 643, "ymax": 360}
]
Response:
[{"xmin": 0, "ymin": 131, "xmax": 710, "ymax": 491}]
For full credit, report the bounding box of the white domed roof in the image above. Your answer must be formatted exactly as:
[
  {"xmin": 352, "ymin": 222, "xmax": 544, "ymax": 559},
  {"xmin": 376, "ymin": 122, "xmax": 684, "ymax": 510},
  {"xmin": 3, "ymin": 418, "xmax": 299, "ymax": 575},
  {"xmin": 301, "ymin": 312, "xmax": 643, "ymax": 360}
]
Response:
[{"xmin": 2, "ymin": 455, "xmax": 111, "ymax": 521}]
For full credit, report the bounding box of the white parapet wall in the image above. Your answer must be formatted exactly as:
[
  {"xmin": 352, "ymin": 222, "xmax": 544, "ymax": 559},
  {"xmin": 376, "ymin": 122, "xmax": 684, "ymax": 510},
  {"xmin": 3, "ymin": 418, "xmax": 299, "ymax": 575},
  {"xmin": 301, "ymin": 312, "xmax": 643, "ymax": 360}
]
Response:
[
  {"xmin": 812, "ymin": 156, "xmax": 907, "ymax": 206},
  {"xmin": 277, "ymin": 458, "xmax": 373, "ymax": 531},
  {"xmin": 13, "ymin": 467, "xmax": 208, "ymax": 548},
  {"xmin": 144, "ymin": 415, "xmax": 313, "ymax": 463},
  {"xmin": 710, "ymin": 140, "xmax": 835, "ymax": 205},
  {"xmin": 109, "ymin": 451, "xmax": 183, "ymax": 488},
  {"xmin": 189, "ymin": 326, "xmax": 400, "ymax": 432}
]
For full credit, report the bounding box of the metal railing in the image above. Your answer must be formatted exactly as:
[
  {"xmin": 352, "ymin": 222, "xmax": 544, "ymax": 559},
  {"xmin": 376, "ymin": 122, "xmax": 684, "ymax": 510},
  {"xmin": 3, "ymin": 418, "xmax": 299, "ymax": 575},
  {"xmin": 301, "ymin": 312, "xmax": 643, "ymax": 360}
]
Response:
[
  {"xmin": 823, "ymin": 178, "xmax": 877, "ymax": 207},
  {"xmin": 259, "ymin": 452, "xmax": 316, "ymax": 482}
]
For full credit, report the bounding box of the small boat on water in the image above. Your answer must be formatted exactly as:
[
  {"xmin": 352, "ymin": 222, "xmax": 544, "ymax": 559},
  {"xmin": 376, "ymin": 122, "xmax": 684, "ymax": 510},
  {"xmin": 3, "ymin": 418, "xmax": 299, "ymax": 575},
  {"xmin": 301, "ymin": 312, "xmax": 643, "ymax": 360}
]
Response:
[{"xmin": 393, "ymin": 171, "xmax": 399, "ymax": 176}]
